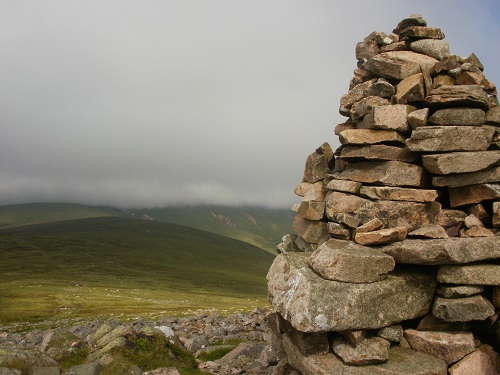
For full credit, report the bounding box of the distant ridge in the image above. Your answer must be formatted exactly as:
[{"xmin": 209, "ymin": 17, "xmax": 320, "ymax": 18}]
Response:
[{"xmin": 0, "ymin": 203, "xmax": 294, "ymax": 253}]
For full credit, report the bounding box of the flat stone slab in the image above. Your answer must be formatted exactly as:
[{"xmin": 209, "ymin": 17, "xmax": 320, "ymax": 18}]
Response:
[
  {"xmin": 282, "ymin": 333, "xmax": 447, "ymax": 375},
  {"xmin": 424, "ymin": 85, "xmax": 491, "ymax": 111},
  {"xmin": 359, "ymin": 186, "xmax": 438, "ymax": 202},
  {"xmin": 333, "ymin": 161, "xmax": 425, "ymax": 187},
  {"xmin": 325, "ymin": 191, "xmax": 441, "ymax": 231},
  {"xmin": 406, "ymin": 126, "xmax": 496, "ymax": 152},
  {"xmin": 339, "ymin": 129, "xmax": 406, "ymax": 145},
  {"xmin": 432, "ymin": 165, "xmax": 500, "ymax": 188},
  {"xmin": 428, "ymin": 107, "xmax": 486, "ymax": 126},
  {"xmin": 448, "ymin": 183, "xmax": 500, "ymax": 207},
  {"xmin": 422, "ymin": 151, "xmax": 500, "ymax": 175},
  {"xmin": 267, "ymin": 252, "xmax": 436, "ymax": 332},
  {"xmin": 379, "ymin": 237, "xmax": 500, "ymax": 265},
  {"xmin": 308, "ymin": 239, "xmax": 395, "ymax": 283},
  {"xmin": 354, "ymin": 226, "xmax": 407, "ymax": 246},
  {"xmin": 362, "ymin": 51, "xmax": 438, "ymax": 80},
  {"xmin": 339, "ymin": 144, "xmax": 417, "ymax": 162},
  {"xmin": 403, "ymin": 330, "xmax": 475, "ymax": 365},
  {"xmin": 433, "ymin": 295, "xmax": 495, "ymax": 322},
  {"xmin": 408, "ymin": 224, "xmax": 448, "ymax": 239},
  {"xmin": 436, "ymin": 285, "xmax": 484, "ymax": 298},
  {"xmin": 437, "ymin": 264, "xmax": 500, "ymax": 285}
]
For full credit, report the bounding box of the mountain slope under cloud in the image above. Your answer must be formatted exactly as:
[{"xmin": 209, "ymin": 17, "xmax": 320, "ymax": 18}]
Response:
[
  {"xmin": 0, "ymin": 214, "xmax": 275, "ymax": 325},
  {"xmin": 0, "ymin": 203, "xmax": 294, "ymax": 253}
]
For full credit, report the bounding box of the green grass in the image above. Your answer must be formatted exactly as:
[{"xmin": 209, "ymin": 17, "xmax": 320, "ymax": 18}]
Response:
[
  {"xmin": 134, "ymin": 205, "xmax": 295, "ymax": 253},
  {"xmin": 0, "ymin": 216, "xmax": 275, "ymax": 327},
  {"xmin": 0, "ymin": 203, "xmax": 294, "ymax": 253},
  {"xmin": 102, "ymin": 334, "xmax": 211, "ymax": 375},
  {"xmin": 0, "ymin": 202, "xmax": 124, "ymax": 229}
]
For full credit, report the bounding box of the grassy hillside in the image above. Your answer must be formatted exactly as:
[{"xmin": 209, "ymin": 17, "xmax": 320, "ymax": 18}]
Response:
[
  {"xmin": 0, "ymin": 202, "xmax": 125, "ymax": 229},
  {"xmin": 0, "ymin": 216, "xmax": 275, "ymax": 327},
  {"xmin": 0, "ymin": 203, "xmax": 294, "ymax": 253},
  {"xmin": 131, "ymin": 205, "xmax": 295, "ymax": 253}
]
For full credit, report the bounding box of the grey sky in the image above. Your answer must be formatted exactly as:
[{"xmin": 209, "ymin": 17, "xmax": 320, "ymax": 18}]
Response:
[{"xmin": 1, "ymin": 1, "xmax": 499, "ymax": 208}]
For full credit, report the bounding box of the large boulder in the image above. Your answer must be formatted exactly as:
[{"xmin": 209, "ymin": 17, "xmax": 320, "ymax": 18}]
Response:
[
  {"xmin": 267, "ymin": 252, "xmax": 436, "ymax": 332},
  {"xmin": 307, "ymin": 239, "xmax": 395, "ymax": 283}
]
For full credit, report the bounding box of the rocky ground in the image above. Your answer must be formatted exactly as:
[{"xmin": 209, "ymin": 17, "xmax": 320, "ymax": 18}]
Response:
[{"xmin": 0, "ymin": 309, "xmax": 294, "ymax": 375}]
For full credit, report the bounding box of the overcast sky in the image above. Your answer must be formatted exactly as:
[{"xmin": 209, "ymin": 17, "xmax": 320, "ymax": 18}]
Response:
[{"xmin": 0, "ymin": 1, "xmax": 499, "ymax": 208}]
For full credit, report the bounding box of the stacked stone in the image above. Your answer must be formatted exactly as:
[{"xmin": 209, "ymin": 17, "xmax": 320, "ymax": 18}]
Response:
[{"xmin": 268, "ymin": 15, "xmax": 500, "ymax": 375}]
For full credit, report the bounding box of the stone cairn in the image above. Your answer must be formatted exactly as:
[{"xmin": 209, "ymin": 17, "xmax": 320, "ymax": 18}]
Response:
[{"xmin": 267, "ymin": 14, "xmax": 500, "ymax": 375}]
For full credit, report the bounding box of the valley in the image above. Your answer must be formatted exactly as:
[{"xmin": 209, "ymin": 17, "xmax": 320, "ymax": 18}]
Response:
[{"xmin": 0, "ymin": 203, "xmax": 292, "ymax": 328}]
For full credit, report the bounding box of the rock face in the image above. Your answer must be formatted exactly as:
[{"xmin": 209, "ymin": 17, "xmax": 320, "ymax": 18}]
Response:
[{"xmin": 268, "ymin": 14, "xmax": 499, "ymax": 375}]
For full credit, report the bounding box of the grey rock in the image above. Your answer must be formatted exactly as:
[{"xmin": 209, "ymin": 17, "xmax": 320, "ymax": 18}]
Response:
[
  {"xmin": 30, "ymin": 368, "xmax": 61, "ymax": 375},
  {"xmin": 437, "ymin": 264, "xmax": 500, "ymax": 285},
  {"xmin": 494, "ymin": 201, "xmax": 500, "ymax": 228},
  {"xmin": 354, "ymin": 226, "xmax": 407, "ymax": 246},
  {"xmin": 61, "ymin": 362, "xmax": 101, "ymax": 375},
  {"xmin": 403, "ymin": 330, "xmax": 475, "ymax": 365},
  {"xmin": 486, "ymin": 106, "xmax": 500, "ymax": 126},
  {"xmin": 424, "ymin": 85, "xmax": 491, "ymax": 111},
  {"xmin": 428, "ymin": 107, "xmax": 486, "ymax": 126},
  {"xmin": 448, "ymin": 183, "xmax": 500, "ymax": 207},
  {"xmin": 296, "ymin": 201, "xmax": 325, "ymax": 221},
  {"xmin": 303, "ymin": 152, "xmax": 330, "ymax": 183},
  {"xmin": 379, "ymin": 237, "xmax": 500, "ymax": 265},
  {"xmin": 360, "ymin": 104, "xmax": 415, "ymax": 132},
  {"xmin": 433, "ymin": 295, "xmax": 495, "ymax": 322},
  {"xmin": 448, "ymin": 345, "xmax": 500, "ymax": 375},
  {"xmin": 325, "ymin": 178, "xmax": 361, "ymax": 194},
  {"xmin": 142, "ymin": 368, "xmax": 181, "ymax": 375},
  {"xmin": 408, "ymin": 224, "xmax": 448, "ymax": 239},
  {"xmin": 377, "ymin": 325, "xmax": 403, "ymax": 343},
  {"xmin": 325, "ymin": 191, "xmax": 441, "ymax": 231},
  {"xmin": 359, "ymin": 186, "xmax": 438, "ymax": 202},
  {"xmin": 0, "ymin": 370, "xmax": 22, "ymax": 375},
  {"xmin": 394, "ymin": 73, "xmax": 425, "ymax": 104},
  {"xmin": 267, "ymin": 252, "xmax": 436, "ymax": 332},
  {"xmin": 293, "ymin": 217, "xmax": 328, "ymax": 244},
  {"xmin": 410, "ymin": 39, "xmax": 450, "ymax": 60},
  {"xmin": 364, "ymin": 79, "xmax": 395, "ymax": 98},
  {"xmin": 327, "ymin": 222, "xmax": 351, "ymax": 240},
  {"xmin": 422, "ymin": 150, "xmax": 500, "ymax": 175},
  {"xmin": 350, "ymin": 96, "xmax": 390, "ymax": 120},
  {"xmin": 356, "ymin": 40, "xmax": 379, "ymax": 60},
  {"xmin": 276, "ymin": 234, "xmax": 301, "ymax": 254},
  {"xmin": 417, "ymin": 314, "xmax": 471, "ymax": 332},
  {"xmin": 362, "ymin": 51, "xmax": 438, "ymax": 80},
  {"xmin": 332, "ymin": 335, "xmax": 390, "ymax": 365},
  {"xmin": 282, "ymin": 333, "xmax": 447, "ymax": 375},
  {"xmin": 307, "ymin": 239, "xmax": 395, "ymax": 283},
  {"xmin": 339, "ymin": 129, "xmax": 406, "ymax": 145},
  {"xmin": 339, "ymin": 144, "xmax": 417, "ymax": 162},
  {"xmin": 407, "ymin": 108, "xmax": 429, "ymax": 129},
  {"xmin": 398, "ymin": 26, "xmax": 445, "ymax": 39},
  {"xmin": 432, "ymin": 165, "xmax": 500, "ymax": 188},
  {"xmin": 393, "ymin": 14, "xmax": 427, "ymax": 33},
  {"xmin": 333, "ymin": 161, "xmax": 425, "ymax": 187},
  {"xmin": 406, "ymin": 125, "xmax": 496, "ymax": 152}
]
